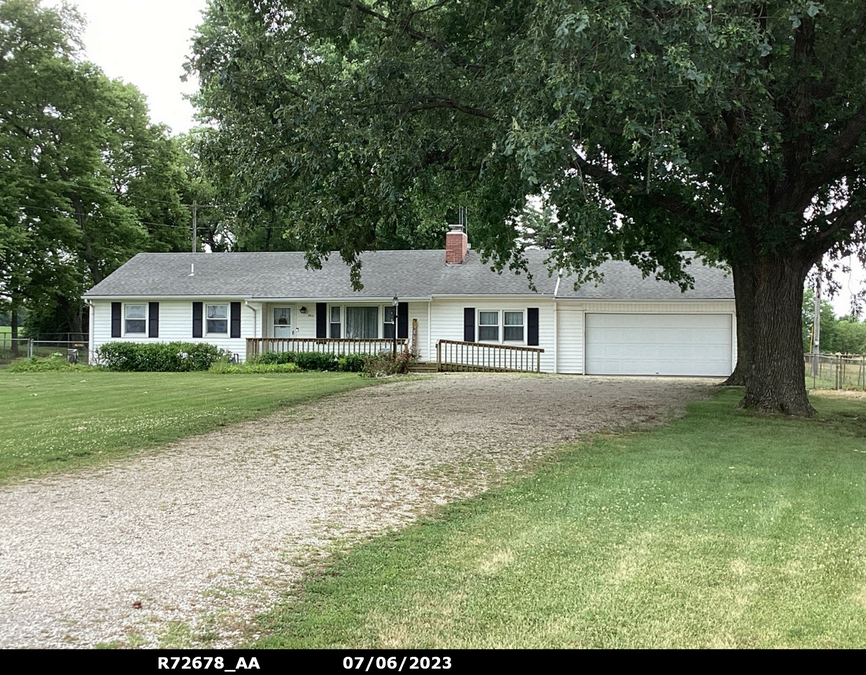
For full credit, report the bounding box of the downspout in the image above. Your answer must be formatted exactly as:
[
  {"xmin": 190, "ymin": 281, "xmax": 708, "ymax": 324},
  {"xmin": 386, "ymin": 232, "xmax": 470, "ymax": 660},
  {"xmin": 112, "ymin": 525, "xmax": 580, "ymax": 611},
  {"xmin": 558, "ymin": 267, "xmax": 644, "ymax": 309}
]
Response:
[
  {"xmin": 244, "ymin": 300, "xmax": 258, "ymax": 338},
  {"xmin": 427, "ymin": 298, "xmax": 433, "ymax": 363},
  {"xmin": 85, "ymin": 299, "xmax": 95, "ymax": 365},
  {"xmin": 244, "ymin": 300, "xmax": 258, "ymax": 363},
  {"xmin": 553, "ymin": 271, "xmax": 563, "ymax": 374}
]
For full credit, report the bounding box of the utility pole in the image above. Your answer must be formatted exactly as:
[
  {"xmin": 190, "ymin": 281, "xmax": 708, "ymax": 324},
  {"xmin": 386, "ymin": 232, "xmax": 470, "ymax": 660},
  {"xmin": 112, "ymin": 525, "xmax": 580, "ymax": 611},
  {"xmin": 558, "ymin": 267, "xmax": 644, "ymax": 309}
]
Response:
[
  {"xmin": 812, "ymin": 276, "xmax": 821, "ymax": 377},
  {"xmin": 192, "ymin": 200, "xmax": 198, "ymax": 253}
]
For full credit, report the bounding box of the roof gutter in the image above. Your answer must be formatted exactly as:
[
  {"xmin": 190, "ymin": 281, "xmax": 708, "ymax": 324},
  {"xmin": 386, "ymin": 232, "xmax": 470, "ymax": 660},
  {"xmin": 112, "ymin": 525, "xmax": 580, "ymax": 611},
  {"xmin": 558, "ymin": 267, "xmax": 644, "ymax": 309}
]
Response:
[
  {"xmin": 249, "ymin": 296, "xmax": 431, "ymax": 303},
  {"xmin": 83, "ymin": 294, "xmax": 254, "ymax": 301}
]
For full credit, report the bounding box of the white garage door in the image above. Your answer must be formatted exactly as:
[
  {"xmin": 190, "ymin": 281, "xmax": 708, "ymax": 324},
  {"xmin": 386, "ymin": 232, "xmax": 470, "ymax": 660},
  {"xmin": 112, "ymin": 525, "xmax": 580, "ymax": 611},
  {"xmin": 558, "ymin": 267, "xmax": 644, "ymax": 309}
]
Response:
[{"xmin": 585, "ymin": 313, "xmax": 733, "ymax": 376}]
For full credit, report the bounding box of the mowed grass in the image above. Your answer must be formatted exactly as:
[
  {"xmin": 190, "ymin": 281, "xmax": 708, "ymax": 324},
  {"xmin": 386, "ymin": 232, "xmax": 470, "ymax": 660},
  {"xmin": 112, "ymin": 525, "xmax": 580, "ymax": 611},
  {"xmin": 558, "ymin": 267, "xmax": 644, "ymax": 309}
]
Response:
[
  {"xmin": 255, "ymin": 389, "xmax": 866, "ymax": 649},
  {"xmin": 0, "ymin": 370, "xmax": 374, "ymax": 482}
]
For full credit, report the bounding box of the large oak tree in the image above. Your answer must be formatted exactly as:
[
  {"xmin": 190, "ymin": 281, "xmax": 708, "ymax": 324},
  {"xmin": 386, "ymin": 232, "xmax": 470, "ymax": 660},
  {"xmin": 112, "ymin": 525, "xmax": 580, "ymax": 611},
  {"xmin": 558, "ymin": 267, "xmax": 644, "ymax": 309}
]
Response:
[{"xmin": 190, "ymin": 0, "xmax": 866, "ymax": 415}]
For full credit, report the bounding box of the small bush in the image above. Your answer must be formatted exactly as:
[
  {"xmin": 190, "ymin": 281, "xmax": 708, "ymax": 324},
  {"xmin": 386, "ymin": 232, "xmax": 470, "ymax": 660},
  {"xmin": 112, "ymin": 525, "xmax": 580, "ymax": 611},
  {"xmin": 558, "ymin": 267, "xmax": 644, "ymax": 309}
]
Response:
[
  {"xmin": 97, "ymin": 342, "xmax": 227, "ymax": 372},
  {"xmin": 361, "ymin": 351, "xmax": 415, "ymax": 377},
  {"xmin": 293, "ymin": 351, "xmax": 338, "ymax": 371},
  {"xmin": 337, "ymin": 353, "xmax": 367, "ymax": 372},
  {"xmin": 253, "ymin": 351, "xmax": 293, "ymax": 365},
  {"xmin": 251, "ymin": 351, "xmax": 338, "ymax": 371}
]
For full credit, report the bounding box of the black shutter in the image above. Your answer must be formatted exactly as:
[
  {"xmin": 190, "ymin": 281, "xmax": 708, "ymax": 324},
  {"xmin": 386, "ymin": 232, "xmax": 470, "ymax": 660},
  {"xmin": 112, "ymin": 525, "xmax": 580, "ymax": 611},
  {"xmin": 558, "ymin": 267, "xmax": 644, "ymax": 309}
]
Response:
[
  {"xmin": 397, "ymin": 302, "xmax": 409, "ymax": 339},
  {"xmin": 230, "ymin": 302, "xmax": 241, "ymax": 338},
  {"xmin": 192, "ymin": 302, "xmax": 203, "ymax": 338},
  {"xmin": 111, "ymin": 302, "xmax": 121, "ymax": 338},
  {"xmin": 316, "ymin": 303, "xmax": 327, "ymax": 338},
  {"xmin": 148, "ymin": 302, "xmax": 159, "ymax": 338},
  {"xmin": 464, "ymin": 307, "xmax": 475, "ymax": 342},
  {"xmin": 527, "ymin": 307, "xmax": 540, "ymax": 346}
]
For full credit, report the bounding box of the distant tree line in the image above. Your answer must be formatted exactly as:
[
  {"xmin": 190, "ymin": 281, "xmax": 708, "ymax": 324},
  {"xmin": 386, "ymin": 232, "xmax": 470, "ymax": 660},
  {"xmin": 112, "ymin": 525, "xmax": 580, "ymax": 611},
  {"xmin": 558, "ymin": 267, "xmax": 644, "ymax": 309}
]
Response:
[
  {"xmin": 1, "ymin": 1, "xmax": 449, "ymax": 347},
  {"xmin": 803, "ymin": 290, "xmax": 866, "ymax": 355}
]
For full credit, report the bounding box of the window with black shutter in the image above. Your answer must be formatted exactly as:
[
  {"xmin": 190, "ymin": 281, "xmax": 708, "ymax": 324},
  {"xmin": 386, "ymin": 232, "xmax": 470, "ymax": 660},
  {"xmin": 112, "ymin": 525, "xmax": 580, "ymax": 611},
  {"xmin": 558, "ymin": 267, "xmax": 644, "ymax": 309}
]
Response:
[
  {"xmin": 192, "ymin": 302, "xmax": 203, "ymax": 338},
  {"xmin": 527, "ymin": 308, "xmax": 539, "ymax": 346},
  {"xmin": 111, "ymin": 302, "xmax": 121, "ymax": 338},
  {"xmin": 463, "ymin": 307, "xmax": 476, "ymax": 342},
  {"xmin": 148, "ymin": 302, "xmax": 159, "ymax": 338}
]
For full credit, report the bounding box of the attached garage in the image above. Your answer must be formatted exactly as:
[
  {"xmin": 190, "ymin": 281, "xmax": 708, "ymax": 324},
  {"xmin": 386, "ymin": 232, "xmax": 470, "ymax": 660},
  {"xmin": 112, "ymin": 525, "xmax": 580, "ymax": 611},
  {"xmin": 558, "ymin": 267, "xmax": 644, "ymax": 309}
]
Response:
[
  {"xmin": 584, "ymin": 313, "xmax": 733, "ymax": 376},
  {"xmin": 552, "ymin": 259, "xmax": 736, "ymax": 377}
]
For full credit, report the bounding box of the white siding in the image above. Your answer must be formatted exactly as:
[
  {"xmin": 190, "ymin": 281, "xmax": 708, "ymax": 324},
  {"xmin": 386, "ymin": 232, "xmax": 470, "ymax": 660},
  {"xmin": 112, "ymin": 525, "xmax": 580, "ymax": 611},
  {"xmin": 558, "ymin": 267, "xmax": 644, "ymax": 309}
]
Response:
[
  {"xmin": 556, "ymin": 307, "xmax": 585, "ymax": 374},
  {"xmin": 429, "ymin": 298, "xmax": 555, "ymax": 372},
  {"xmin": 90, "ymin": 299, "xmax": 253, "ymax": 362},
  {"xmin": 407, "ymin": 302, "xmax": 428, "ymax": 360},
  {"xmin": 561, "ymin": 301, "xmax": 735, "ymax": 314}
]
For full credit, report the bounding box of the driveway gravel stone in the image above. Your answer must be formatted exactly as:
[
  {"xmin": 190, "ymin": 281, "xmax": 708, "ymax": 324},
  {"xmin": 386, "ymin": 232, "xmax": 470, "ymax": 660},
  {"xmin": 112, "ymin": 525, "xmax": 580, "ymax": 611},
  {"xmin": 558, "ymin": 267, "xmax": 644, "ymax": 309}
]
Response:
[{"xmin": 0, "ymin": 373, "xmax": 714, "ymax": 648}]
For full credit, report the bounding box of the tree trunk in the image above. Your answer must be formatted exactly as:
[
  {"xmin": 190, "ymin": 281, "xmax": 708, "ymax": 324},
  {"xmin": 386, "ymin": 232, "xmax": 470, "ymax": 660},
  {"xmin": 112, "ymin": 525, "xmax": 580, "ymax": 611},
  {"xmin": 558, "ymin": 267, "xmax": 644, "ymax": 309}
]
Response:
[
  {"xmin": 723, "ymin": 263, "xmax": 756, "ymax": 386},
  {"xmin": 10, "ymin": 308, "xmax": 19, "ymax": 357},
  {"xmin": 58, "ymin": 296, "xmax": 84, "ymax": 338},
  {"xmin": 740, "ymin": 255, "xmax": 815, "ymax": 416}
]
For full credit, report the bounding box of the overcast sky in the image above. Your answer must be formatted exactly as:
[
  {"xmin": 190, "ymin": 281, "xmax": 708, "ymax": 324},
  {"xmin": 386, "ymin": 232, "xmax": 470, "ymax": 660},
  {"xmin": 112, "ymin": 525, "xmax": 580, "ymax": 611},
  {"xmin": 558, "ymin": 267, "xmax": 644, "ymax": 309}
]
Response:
[
  {"xmin": 53, "ymin": 1, "xmax": 866, "ymax": 315},
  {"xmin": 65, "ymin": 0, "xmax": 208, "ymax": 134}
]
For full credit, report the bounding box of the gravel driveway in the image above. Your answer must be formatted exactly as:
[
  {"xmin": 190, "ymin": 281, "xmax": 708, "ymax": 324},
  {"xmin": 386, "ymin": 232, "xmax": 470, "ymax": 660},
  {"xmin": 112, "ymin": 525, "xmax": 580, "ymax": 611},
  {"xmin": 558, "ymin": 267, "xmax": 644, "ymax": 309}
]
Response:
[{"xmin": 0, "ymin": 373, "xmax": 713, "ymax": 649}]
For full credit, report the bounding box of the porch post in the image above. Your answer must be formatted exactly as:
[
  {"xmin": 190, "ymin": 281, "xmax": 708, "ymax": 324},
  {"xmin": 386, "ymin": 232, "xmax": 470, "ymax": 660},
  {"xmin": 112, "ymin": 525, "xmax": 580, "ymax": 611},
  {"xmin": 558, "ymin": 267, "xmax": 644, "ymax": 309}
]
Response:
[{"xmin": 392, "ymin": 296, "xmax": 398, "ymax": 358}]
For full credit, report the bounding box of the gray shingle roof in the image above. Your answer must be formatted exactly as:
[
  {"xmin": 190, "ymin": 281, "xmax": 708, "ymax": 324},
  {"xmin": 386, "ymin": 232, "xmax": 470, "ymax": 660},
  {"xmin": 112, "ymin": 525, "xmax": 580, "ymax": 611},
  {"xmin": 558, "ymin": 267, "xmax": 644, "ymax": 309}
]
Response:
[
  {"xmin": 84, "ymin": 250, "xmax": 732, "ymax": 300},
  {"xmin": 557, "ymin": 258, "xmax": 734, "ymax": 300}
]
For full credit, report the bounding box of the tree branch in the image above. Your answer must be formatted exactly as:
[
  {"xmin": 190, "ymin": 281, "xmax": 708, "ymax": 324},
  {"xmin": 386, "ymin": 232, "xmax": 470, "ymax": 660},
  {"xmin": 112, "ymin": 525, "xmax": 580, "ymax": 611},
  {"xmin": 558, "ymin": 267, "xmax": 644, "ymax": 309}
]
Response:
[
  {"xmin": 375, "ymin": 95, "xmax": 495, "ymax": 120},
  {"xmin": 335, "ymin": 1, "xmax": 484, "ymax": 74},
  {"xmin": 806, "ymin": 196, "xmax": 866, "ymax": 263},
  {"xmin": 783, "ymin": 100, "xmax": 866, "ymax": 215},
  {"xmin": 568, "ymin": 151, "xmax": 723, "ymax": 246}
]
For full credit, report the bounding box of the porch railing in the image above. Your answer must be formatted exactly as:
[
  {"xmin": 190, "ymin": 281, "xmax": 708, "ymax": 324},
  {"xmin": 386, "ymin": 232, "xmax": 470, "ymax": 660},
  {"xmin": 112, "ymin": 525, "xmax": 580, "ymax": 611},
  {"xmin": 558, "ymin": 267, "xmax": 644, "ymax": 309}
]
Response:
[
  {"xmin": 436, "ymin": 339, "xmax": 544, "ymax": 373},
  {"xmin": 247, "ymin": 337, "xmax": 407, "ymax": 360}
]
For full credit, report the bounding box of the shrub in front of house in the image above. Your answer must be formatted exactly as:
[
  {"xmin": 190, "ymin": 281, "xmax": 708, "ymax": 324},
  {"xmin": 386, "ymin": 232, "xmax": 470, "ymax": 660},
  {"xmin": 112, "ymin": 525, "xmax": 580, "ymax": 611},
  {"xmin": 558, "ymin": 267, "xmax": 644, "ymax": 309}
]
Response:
[
  {"xmin": 251, "ymin": 351, "xmax": 291, "ymax": 365},
  {"xmin": 337, "ymin": 354, "xmax": 367, "ymax": 373},
  {"xmin": 97, "ymin": 342, "xmax": 227, "ymax": 372},
  {"xmin": 360, "ymin": 351, "xmax": 415, "ymax": 377},
  {"xmin": 291, "ymin": 352, "xmax": 338, "ymax": 371},
  {"xmin": 250, "ymin": 351, "xmax": 344, "ymax": 371}
]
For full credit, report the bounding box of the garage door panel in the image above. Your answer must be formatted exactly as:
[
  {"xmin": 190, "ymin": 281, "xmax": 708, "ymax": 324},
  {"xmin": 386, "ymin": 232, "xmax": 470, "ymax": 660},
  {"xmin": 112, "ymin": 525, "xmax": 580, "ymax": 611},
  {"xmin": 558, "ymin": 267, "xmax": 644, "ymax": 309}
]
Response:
[{"xmin": 585, "ymin": 313, "xmax": 732, "ymax": 376}]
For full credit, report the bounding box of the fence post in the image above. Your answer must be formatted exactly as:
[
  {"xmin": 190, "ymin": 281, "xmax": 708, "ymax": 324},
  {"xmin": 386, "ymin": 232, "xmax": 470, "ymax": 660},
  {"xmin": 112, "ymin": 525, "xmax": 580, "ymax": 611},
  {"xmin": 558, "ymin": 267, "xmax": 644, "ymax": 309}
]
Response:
[{"xmin": 27, "ymin": 339, "xmax": 33, "ymax": 359}]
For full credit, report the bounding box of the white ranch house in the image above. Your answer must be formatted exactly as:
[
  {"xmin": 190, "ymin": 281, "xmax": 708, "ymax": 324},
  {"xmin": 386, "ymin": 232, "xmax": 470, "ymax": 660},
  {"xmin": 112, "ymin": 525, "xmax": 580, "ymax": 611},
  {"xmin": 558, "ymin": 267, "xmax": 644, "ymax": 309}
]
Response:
[{"xmin": 84, "ymin": 228, "xmax": 736, "ymax": 376}]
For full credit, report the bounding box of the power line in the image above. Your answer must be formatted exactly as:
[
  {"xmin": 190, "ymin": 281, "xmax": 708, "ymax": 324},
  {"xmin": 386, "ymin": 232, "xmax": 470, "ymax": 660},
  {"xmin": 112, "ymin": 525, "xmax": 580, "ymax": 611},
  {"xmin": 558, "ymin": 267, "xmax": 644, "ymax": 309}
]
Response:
[
  {"xmin": 9, "ymin": 175, "xmax": 241, "ymax": 210},
  {"xmin": 13, "ymin": 203, "xmax": 194, "ymax": 233}
]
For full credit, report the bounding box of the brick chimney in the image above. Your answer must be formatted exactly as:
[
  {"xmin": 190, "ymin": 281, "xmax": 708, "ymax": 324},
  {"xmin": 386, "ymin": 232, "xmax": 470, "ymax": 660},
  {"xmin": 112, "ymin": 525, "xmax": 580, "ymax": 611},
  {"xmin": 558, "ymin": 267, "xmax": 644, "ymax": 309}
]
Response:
[{"xmin": 445, "ymin": 224, "xmax": 468, "ymax": 264}]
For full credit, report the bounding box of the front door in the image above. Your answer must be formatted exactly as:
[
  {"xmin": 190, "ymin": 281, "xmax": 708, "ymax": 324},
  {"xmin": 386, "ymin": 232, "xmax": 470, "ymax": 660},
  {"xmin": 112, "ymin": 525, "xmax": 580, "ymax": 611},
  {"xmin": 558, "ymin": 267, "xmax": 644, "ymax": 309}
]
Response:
[{"xmin": 273, "ymin": 307, "xmax": 292, "ymax": 337}]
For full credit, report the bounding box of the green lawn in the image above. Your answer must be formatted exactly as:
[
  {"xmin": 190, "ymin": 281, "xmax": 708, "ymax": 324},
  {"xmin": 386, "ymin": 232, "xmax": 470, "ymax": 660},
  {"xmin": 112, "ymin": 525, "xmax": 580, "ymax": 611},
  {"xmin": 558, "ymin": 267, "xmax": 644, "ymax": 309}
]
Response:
[
  {"xmin": 254, "ymin": 388, "xmax": 866, "ymax": 649},
  {"xmin": 0, "ymin": 370, "xmax": 373, "ymax": 482}
]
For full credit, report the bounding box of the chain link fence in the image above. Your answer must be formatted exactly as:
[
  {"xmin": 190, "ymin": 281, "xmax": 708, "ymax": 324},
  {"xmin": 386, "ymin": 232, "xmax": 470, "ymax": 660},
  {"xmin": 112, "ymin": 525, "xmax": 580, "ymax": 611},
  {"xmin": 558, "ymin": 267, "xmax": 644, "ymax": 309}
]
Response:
[
  {"xmin": 0, "ymin": 338, "xmax": 90, "ymax": 364},
  {"xmin": 805, "ymin": 353, "xmax": 866, "ymax": 390}
]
